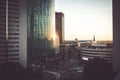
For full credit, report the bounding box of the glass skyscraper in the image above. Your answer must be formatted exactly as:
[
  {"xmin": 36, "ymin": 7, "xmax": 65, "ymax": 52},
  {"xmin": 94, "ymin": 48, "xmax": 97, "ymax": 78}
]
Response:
[{"xmin": 27, "ymin": 0, "xmax": 55, "ymax": 60}]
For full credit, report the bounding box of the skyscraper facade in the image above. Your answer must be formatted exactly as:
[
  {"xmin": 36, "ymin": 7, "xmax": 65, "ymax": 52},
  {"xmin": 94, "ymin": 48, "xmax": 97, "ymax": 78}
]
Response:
[
  {"xmin": 27, "ymin": 0, "xmax": 55, "ymax": 62},
  {"xmin": 0, "ymin": 0, "xmax": 55, "ymax": 68},
  {"xmin": 0, "ymin": 0, "xmax": 20, "ymax": 67},
  {"xmin": 19, "ymin": 0, "xmax": 27, "ymax": 68},
  {"xmin": 56, "ymin": 12, "xmax": 64, "ymax": 43}
]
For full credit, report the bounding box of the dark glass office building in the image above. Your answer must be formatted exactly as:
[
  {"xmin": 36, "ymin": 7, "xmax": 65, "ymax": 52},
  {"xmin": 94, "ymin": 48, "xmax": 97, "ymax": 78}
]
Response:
[
  {"xmin": 56, "ymin": 12, "xmax": 64, "ymax": 43},
  {"xmin": 27, "ymin": 0, "xmax": 55, "ymax": 60}
]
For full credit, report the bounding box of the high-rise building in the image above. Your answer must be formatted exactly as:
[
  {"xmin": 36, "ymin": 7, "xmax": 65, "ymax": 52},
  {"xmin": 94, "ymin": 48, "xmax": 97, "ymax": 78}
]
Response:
[
  {"xmin": 19, "ymin": 0, "xmax": 27, "ymax": 68},
  {"xmin": 56, "ymin": 12, "xmax": 64, "ymax": 43},
  {"xmin": 0, "ymin": 0, "xmax": 21, "ymax": 67},
  {"xmin": 27, "ymin": 0, "xmax": 55, "ymax": 63},
  {"xmin": 0, "ymin": 0, "xmax": 55, "ymax": 68}
]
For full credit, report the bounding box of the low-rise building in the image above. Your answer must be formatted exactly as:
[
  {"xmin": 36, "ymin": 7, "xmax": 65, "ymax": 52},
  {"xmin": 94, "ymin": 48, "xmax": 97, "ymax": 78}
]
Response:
[{"xmin": 80, "ymin": 43, "xmax": 112, "ymax": 63}]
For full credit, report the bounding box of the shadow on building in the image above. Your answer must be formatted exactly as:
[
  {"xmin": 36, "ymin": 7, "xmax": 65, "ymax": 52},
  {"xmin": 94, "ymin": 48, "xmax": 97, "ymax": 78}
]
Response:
[{"xmin": 82, "ymin": 58, "xmax": 115, "ymax": 80}]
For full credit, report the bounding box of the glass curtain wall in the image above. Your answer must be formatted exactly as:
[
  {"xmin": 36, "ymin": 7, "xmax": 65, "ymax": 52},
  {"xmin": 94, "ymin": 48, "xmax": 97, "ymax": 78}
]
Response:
[{"xmin": 27, "ymin": 0, "xmax": 55, "ymax": 60}]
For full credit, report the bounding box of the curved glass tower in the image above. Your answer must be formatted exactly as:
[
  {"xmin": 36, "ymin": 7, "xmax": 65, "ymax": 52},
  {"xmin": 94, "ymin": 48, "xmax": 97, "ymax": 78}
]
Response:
[{"xmin": 27, "ymin": 0, "xmax": 55, "ymax": 60}]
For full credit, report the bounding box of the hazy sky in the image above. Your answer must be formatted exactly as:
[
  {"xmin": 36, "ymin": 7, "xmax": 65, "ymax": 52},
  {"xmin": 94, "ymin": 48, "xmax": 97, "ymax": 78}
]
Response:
[{"xmin": 55, "ymin": 0, "xmax": 112, "ymax": 41}]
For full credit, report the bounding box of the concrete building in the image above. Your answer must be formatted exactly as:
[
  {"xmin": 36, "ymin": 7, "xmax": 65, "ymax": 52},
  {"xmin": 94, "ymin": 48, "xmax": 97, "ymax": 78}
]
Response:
[
  {"xmin": 56, "ymin": 12, "xmax": 64, "ymax": 44},
  {"xmin": 19, "ymin": 0, "xmax": 27, "ymax": 68},
  {"xmin": 0, "ymin": 0, "xmax": 55, "ymax": 68},
  {"xmin": 0, "ymin": 0, "xmax": 26, "ymax": 67},
  {"xmin": 0, "ymin": 0, "xmax": 27, "ymax": 68},
  {"xmin": 81, "ymin": 43, "xmax": 112, "ymax": 62}
]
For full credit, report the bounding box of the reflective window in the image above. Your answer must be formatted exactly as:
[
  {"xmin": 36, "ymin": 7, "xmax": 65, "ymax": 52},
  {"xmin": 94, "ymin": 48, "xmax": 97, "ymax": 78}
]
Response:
[{"xmin": 27, "ymin": 0, "xmax": 55, "ymax": 58}]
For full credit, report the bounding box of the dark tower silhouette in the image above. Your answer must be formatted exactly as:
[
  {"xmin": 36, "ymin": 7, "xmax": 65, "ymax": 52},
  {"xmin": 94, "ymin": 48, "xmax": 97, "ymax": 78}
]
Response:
[
  {"xmin": 55, "ymin": 12, "xmax": 65, "ymax": 43},
  {"xmin": 93, "ymin": 35, "xmax": 95, "ymax": 41}
]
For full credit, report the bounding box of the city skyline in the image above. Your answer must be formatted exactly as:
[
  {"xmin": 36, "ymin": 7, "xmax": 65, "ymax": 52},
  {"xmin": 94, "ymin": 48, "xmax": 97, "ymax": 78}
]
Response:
[{"xmin": 55, "ymin": 0, "xmax": 112, "ymax": 41}]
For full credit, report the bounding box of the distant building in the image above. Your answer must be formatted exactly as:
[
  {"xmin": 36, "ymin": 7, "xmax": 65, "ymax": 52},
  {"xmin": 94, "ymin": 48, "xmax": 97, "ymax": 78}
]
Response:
[
  {"xmin": 96, "ymin": 40, "xmax": 112, "ymax": 44},
  {"xmin": 81, "ymin": 43, "xmax": 112, "ymax": 63},
  {"xmin": 56, "ymin": 12, "xmax": 64, "ymax": 43},
  {"xmin": 78, "ymin": 40, "xmax": 92, "ymax": 47},
  {"xmin": 93, "ymin": 35, "xmax": 95, "ymax": 41},
  {"xmin": 55, "ymin": 33, "xmax": 60, "ymax": 53}
]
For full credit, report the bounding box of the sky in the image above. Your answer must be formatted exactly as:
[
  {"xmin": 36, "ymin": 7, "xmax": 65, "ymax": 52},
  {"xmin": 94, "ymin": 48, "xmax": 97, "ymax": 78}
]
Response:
[{"xmin": 55, "ymin": 0, "xmax": 112, "ymax": 41}]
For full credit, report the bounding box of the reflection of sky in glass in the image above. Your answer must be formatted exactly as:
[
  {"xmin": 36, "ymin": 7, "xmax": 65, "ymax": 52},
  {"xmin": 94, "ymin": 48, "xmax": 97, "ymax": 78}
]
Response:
[
  {"xmin": 27, "ymin": 0, "xmax": 55, "ymax": 57},
  {"xmin": 55, "ymin": 0, "xmax": 112, "ymax": 40}
]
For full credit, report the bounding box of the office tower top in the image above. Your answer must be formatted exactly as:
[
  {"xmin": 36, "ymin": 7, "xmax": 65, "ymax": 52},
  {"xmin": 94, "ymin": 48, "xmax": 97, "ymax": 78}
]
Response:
[{"xmin": 56, "ymin": 12, "xmax": 65, "ymax": 43}]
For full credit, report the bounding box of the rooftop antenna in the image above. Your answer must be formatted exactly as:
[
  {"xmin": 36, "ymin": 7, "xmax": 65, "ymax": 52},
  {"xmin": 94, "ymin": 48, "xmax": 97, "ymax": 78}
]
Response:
[{"xmin": 93, "ymin": 35, "xmax": 95, "ymax": 41}]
